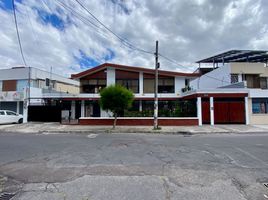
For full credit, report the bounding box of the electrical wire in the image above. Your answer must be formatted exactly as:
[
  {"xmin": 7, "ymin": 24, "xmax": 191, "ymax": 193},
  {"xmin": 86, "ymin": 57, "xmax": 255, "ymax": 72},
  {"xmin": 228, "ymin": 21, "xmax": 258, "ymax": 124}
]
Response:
[
  {"xmin": 46, "ymin": 0, "xmax": 197, "ymax": 70},
  {"xmin": 73, "ymin": 0, "xmax": 154, "ymax": 55},
  {"xmin": 12, "ymin": 0, "xmax": 27, "ymax": 67}
]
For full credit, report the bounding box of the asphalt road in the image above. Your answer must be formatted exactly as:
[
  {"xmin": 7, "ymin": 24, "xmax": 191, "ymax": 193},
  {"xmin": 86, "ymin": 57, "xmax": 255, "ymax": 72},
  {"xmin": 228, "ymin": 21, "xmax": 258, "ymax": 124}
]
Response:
[{"xmin": 0, "ymin": 132, "xmax": 268, "ymax": 200}]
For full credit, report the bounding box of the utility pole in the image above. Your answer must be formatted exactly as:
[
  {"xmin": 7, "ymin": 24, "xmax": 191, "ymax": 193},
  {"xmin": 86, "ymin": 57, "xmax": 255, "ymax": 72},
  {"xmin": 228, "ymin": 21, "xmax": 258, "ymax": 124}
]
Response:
[{"xmin": 154, "ymin": 41, "xmax": 159, "ymax": 129}]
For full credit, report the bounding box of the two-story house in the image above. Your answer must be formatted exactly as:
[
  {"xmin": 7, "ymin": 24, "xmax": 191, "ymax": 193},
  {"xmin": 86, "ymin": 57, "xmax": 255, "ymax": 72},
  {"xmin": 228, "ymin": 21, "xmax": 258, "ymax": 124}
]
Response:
[
  {"xmin": 66, "ymin": 63, "xmax": 200, "ymax": 125},
  {"xmin": 186, "ymin": 50, "xmax": 268, "ymax": 125}
]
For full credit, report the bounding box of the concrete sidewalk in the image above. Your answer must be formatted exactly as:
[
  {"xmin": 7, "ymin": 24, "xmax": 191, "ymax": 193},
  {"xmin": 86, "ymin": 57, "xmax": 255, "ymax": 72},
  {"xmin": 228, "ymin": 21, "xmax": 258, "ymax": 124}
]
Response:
[{"xmin": 0, "ymin": 122, "xmax": 268, "ymax": 135}]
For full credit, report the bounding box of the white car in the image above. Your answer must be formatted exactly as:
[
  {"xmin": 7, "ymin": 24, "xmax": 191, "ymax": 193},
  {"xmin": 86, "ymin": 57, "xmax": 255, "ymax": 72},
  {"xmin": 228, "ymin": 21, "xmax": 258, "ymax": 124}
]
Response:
[{"xmin": 0, "ymin": 110, "xmax": 23, "ymax": 124}]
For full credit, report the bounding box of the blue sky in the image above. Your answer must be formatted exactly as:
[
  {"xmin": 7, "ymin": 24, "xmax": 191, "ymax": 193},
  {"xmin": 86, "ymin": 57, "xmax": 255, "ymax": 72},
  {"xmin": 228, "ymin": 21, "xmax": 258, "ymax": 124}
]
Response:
[{"xmin": 0, "ymin": 0, "xmax": 267, "ymax": 76}]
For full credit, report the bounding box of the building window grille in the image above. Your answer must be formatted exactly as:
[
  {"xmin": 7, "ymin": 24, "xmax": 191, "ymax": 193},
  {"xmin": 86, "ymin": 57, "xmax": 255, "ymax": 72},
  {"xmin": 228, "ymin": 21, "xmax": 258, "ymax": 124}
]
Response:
[{"xmin": 231, "ymin": 74, "xmax": 238, "ymax": 83}]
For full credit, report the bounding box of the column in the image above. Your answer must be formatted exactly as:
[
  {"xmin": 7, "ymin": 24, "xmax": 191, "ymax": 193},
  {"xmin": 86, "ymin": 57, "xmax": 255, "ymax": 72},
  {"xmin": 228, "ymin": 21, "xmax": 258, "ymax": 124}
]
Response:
[
  {"xmin": 210, "ymin": 97, "xmax": 214, "ymax": 125},
  {"xmin": 197, "ymin": 97, "xmax": 202, "ymax": 126},
  {"xmin": 139, "ymin": 72, "xmax": 143, "ymax": 94},
  {"xmin": 139, "ymin": 100, "xmax": 142, "ymax": 111},
  {"xmin": 17, "ymin": 101, "xmax": 20, "ymax": 114},
  {"xmin": 81, "ymin": 100, "xmax": 85, "ymax": 117},
  {"xmin": 238, "ymin": 74, "xmax": 243, "ymax": 82},
  {"xmin": 245, "ymin": 97, "xmax": 249, "ymax": 125},
  {"xmin": 23, "ymin": 100, "xmax": 28, "ymax": 123},
  {"xmin": 71, "ymin": 100, "xmax": 75, "ymax": 120},
  {"xmin": 106, "ymin": 67, "xmax": 115, "ymax": 86}
]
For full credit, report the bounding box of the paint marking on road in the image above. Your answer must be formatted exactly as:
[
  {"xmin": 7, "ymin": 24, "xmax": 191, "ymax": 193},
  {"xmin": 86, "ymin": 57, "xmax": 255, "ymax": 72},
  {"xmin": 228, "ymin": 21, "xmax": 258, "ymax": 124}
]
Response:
[
  {"xmin": 87, "ymin": 134, "xmax": 98, "ymax": 139},
  {"xmin": 235, "ymin": 147, "xmax": 268, "ymax": 167}
]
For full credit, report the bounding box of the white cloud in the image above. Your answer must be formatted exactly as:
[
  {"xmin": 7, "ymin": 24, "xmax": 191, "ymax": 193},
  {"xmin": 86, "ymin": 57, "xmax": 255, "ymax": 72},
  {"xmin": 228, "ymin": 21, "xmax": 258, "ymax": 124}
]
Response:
[{"xmin": 0, "ymin": 0, "xmax": 267, "ymax": 77}]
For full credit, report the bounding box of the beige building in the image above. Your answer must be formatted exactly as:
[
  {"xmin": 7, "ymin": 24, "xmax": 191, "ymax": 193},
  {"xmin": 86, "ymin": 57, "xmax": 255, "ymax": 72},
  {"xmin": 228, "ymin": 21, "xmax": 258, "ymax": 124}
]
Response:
[{"xmin": 190, "ymin": 50, "xmax": 268, "ymax": 125}]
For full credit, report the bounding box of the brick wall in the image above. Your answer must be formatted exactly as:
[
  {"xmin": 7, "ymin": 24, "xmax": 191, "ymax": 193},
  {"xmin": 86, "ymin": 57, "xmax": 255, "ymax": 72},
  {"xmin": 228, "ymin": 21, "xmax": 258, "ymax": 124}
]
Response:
[{"xmin": 79, "ymin": 118, "xmax": 198, "ymax": 126}]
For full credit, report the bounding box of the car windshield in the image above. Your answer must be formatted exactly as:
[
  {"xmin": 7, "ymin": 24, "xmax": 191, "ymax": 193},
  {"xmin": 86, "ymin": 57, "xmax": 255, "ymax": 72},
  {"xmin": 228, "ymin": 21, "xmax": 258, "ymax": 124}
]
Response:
[{"xmin": 0, "ymin": 111, "xmax": 5, "ymax": 115}]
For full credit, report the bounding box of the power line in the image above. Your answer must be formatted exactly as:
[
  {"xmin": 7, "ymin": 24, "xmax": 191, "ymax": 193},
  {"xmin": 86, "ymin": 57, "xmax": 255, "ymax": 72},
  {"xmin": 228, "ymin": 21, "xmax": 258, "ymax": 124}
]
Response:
[
  {"xmin": 43, "ymin": 1, "xmax": 201, "ymax": 72},
  {"xmin": 12, "ymin": 0, "xmax": 27, "ymax": 67},
  {"xmin": 158, "ymin": 53, "xmax": 190, "ymax": 69},
  {"xmin": 54, "ymin": 1, "xmax": 110, "ymax": 38},
  {"xmin": 73, "ymin": 0, "xmax": 153, "ymax": 55}
]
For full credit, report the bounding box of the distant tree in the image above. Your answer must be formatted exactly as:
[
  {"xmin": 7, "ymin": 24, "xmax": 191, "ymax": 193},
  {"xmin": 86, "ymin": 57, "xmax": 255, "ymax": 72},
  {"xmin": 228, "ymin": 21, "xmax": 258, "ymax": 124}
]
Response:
[{"xmin": 99, "ymin": 84, "xmax": 134, "ymax": 128}]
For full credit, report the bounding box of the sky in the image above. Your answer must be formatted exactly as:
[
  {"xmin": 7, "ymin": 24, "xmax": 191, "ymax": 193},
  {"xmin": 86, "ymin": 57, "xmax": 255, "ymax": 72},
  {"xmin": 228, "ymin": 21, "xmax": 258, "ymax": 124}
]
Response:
[{"xmin": 0, "ymin": 0, "xmax": 267, "ymax": 77}]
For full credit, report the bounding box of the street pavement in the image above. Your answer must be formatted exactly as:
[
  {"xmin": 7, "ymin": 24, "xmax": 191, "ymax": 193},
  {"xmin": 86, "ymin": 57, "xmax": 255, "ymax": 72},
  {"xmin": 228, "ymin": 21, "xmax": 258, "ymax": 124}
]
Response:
[{"xmin": 0, "ymin": 132, "xmax": 268, "ymax": 199}]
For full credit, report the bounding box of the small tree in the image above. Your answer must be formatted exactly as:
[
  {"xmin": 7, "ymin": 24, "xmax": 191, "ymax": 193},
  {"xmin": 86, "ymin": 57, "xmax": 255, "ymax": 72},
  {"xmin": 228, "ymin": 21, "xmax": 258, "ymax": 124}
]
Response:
[{"xmin": 99, "ymin": 84, "xmax": 134, "ymax": 128}]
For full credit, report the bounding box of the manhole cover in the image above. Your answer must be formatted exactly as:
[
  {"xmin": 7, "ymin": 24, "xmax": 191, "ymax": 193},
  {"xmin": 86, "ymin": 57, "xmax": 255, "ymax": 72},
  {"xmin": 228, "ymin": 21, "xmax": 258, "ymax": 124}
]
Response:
[{"xmin": 0, "ymin": 193, "xmax": 15, "ymax": 200}]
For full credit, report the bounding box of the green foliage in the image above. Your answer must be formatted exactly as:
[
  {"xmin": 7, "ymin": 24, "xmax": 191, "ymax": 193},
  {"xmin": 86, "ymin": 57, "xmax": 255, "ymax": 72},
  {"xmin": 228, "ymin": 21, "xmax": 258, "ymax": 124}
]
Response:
[{"xmin": 99, "ymin": 85, "xmax": 134, "ymax": 126}]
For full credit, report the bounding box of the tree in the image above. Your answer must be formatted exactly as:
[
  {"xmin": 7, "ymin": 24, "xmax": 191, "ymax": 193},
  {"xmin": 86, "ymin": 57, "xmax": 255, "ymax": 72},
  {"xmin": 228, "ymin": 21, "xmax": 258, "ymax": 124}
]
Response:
[{"xmin": 99, "ymin": 84, "xmax": 134, "ymax": 128}]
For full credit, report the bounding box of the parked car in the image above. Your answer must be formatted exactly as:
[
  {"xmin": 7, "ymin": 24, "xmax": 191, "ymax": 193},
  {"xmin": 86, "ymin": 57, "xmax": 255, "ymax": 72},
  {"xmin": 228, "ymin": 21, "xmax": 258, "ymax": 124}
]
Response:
[{"xmin": 0, "ymin": 110, "xmax": 23, "ymax": 124}]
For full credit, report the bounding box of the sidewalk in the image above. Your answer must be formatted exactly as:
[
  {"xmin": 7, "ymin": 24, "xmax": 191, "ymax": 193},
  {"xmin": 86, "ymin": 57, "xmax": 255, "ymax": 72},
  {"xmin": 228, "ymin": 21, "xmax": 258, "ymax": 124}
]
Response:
[{"xmin": 1, "ymin": 122, "xmax": 268, "ymax": 135}]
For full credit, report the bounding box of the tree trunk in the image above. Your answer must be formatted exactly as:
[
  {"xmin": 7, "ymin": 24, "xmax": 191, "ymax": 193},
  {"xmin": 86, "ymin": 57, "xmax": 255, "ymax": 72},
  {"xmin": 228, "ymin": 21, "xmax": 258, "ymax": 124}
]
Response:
[{"xmin": 113, "ymin": 113, "xmax": 117, "ymax": 129}]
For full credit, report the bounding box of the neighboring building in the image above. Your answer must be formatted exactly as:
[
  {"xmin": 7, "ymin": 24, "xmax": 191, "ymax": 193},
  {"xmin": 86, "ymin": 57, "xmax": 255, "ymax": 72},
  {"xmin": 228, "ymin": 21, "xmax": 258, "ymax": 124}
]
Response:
[
  {"xmin": 0, "ymin": 66, "xmax": 80, "ymax": 122},
  {"xmin": 186, "ymin": 50, "xmax": 268, "ymax": 125}
]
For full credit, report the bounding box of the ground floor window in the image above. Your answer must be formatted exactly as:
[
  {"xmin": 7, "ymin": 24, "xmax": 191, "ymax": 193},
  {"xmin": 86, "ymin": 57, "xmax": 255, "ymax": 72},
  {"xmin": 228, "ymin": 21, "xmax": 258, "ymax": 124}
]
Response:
[{"xmin": 252, "ymin": 98, "xmax": 268, "ymax": 114}]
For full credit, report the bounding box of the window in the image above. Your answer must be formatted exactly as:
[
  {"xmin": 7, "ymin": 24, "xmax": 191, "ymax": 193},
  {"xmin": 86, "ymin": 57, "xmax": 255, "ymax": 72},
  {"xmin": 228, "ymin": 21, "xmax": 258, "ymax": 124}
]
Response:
[
  {"xmin": 81, "ymin": 79, "xmax": 106, "ymax": 93},
  {"xmin": 143, "ymin": 78, "xmax": 174, "ymax": 93},
  {"xmin": 0, "ymin": 81, "xmax": 2, "ymax": 91},
  {"xmin": 6, "ymin": 111, "xmax": 17, "ymax": 116},
  {"xmin": 244, "ymin": 74, "xmax": 260, "ymax": 88},
  {"xmin": 158, "ymin": 78, "xmax": 174, "ymax": 93},
  {"xmin": 185, "ymin": 79, "xmax": 190, "ymax": 87},
  {"xmin": 0, "ymin": 111, "xmax": 5, "ymax": 115},
  {"xmin": 231, "ymin": 74, "xmax": 238, "ymax": 84},
  {"xmin": 116, "ymin": 79, "xmax": 139, "ymax": 93},
  {"xmin": 252, "ymin": 98, "xmax": 268, "ymax": 114},
  {"xmin": 143, "ymin": 79, "xmax": 154, "ymax": 93},
  {"xmin": 260, "ymin": 77, "xmax": 268, "ymax": 89}
]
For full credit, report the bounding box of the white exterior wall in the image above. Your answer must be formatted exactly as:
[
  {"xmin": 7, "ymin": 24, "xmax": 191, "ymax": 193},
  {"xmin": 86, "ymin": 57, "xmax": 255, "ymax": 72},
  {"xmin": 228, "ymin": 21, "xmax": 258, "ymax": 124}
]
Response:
[
  {"xmin": 191, "ymin": 64, "xmax": 231, "ymax": 89},
  {"xmin": 139, "ymin": 72, "xmax": 143, "ymax": 94},
  {"xmin": 175, "ymin": 77, "xmax": 185, "ymax": 95},
  {"xmin": 30, "ymin": 68, "xmax": 79, "ymax": 86},
  {"xmin": 106, "ymin": 67, "xmax": 115, "ymax": 86},
  {"xmin": 0, "ymin": 67, "xmax": 30, "ymax": 81}
]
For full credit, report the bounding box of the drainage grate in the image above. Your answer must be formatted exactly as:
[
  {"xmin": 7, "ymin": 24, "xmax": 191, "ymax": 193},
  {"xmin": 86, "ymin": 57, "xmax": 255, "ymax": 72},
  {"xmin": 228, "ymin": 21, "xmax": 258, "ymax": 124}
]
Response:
[{"xmin": 0, "ymin": 193, "xmax": 15, "ymax": 200}]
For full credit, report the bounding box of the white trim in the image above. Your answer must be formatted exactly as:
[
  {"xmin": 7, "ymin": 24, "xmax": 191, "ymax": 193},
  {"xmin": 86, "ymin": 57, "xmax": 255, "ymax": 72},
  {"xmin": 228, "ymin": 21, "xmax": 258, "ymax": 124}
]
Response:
[
  {"xmin": 81, "ymin": 100, "xmax": 85, "ymax": 117},
  {"xmin": 245, "ymin": 97, "xmax": 249, "ymax": 125},
  {"xmin": 182, "ymin": 88, "xmax": 249, "ymax": 97},
  {"xmin": 139, "ymin": 72, "xmax": 143, "ymax": 94},
  {"xmin": 210, "ymin": 97, "xmax": 214, "ymax": 125},
  {"xmin": 79, "ymin": 117, "xmax": 198, "ymax": 120},
  {"xmin": 197, "ymin": 97, "xmax": 202, "ymax": 126}
]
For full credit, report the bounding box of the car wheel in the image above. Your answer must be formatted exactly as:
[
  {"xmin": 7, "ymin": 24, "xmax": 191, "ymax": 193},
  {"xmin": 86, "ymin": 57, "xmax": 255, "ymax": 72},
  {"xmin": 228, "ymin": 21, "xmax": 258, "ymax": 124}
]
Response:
[{"xmin": 18, "ymin": 118, "xmax": 23, "ymax": 124}]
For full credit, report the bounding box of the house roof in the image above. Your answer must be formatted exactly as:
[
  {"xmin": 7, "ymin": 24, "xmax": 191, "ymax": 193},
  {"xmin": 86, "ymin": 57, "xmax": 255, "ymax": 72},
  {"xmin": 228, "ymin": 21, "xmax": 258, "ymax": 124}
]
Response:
[
  {"xmin": 71, "ymin": 63, "xmax": 200, "ymax": 79},
  {"xmin": 196, "ymin": 50, "xmax": 268, "ymax": 63}
]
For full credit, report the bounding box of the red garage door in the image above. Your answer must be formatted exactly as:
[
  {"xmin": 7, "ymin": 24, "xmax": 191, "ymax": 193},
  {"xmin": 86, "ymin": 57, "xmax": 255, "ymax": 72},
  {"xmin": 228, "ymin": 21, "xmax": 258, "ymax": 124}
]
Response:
[
  {"xmin": 202, "ymin": 98, "xmax": 245, "ymax": 124},
  {"xmin": 202, "ymin": 100, "xmax": 210, "ymax": 124}
]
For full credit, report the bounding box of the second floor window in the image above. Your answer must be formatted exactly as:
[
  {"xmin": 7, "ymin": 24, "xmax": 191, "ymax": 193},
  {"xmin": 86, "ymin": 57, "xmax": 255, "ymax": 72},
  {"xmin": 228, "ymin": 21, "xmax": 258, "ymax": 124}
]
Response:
[
  {"xmin": 81, "ymin": 79, "xmax": 106, "ymax": 93},
  {"xmin": 116, "ymin": 79, "xmax": 139, "ymax": 93},
  {"xmin": 143, "ymin": 78, "xmax": 175, "ymax": 93}
]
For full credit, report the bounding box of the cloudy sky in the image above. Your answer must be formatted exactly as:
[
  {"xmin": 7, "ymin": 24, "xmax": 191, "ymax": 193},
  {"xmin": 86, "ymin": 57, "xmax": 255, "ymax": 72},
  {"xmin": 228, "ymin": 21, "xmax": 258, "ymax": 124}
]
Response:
[{"xmin": 0, "ymin": 0, "xmax": 267, "ymax": 77}]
